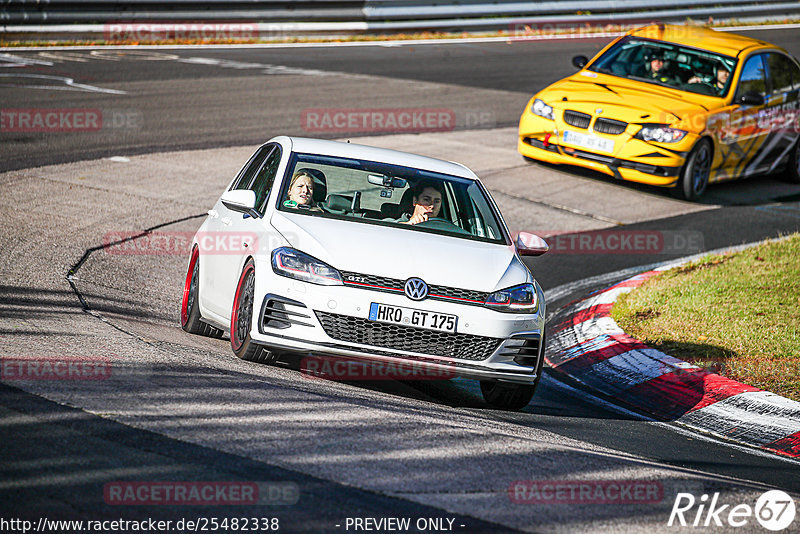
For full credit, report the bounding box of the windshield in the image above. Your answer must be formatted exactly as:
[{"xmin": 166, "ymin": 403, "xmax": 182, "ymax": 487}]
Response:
[
  {"xmin": 276, "ymin": 152, "xmax": 508, "ymax": 244},
  {"xmin": 588, "ymin": 37, "xmax": 737, "ymax": 97}
]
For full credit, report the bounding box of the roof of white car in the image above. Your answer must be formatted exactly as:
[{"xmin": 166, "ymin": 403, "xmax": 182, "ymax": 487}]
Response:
[{"xmin": 276, "ymin": 136, "xmax": 478, "ymax": 179}]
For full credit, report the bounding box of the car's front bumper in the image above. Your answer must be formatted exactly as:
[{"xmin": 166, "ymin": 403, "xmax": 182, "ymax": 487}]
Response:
[
  {"xmin": 518, "ymin": 110, "xmax": 694, "ymax": 187},
  {"xmin": 249, "ymin": 276, "xmax": 546, "ymax": 385}
]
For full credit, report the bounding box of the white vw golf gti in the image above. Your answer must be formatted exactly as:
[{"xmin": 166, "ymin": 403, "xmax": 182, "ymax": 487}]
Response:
[{"xmin": 181, "ymin": 137, "xmax": 549, "ymax": 410}]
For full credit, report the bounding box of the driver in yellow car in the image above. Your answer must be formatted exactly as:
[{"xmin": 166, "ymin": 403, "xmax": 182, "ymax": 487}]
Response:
[{"xmin": 644, "ymin": 50, "xmax": 672, "ymax": 83}]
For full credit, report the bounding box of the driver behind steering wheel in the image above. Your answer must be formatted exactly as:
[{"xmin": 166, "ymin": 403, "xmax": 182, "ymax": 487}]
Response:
[{"xmin": 400, "ymin": 180, "xmax": 443, "ymax": 225}]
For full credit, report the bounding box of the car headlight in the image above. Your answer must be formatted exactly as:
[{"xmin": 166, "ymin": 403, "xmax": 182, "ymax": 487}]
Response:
[
  {"xmin": 484, "ymin": 283, "xmax": 538, "ymax": 313},
  {"xmin": 636, "ymin": 124, "xmax": 688, "ymax": 143},
  {"xmin": 271, "ymin": 247, "xmax": 343, "ymax": 286},
  {"xmin": 531, "ymin": 98, "xmax": 555, "ymax": 121}
]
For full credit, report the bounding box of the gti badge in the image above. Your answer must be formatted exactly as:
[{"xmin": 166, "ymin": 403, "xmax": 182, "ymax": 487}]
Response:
[{"xmin": 404, "ymin": 278, "xmax": 429, "ymax": 301}]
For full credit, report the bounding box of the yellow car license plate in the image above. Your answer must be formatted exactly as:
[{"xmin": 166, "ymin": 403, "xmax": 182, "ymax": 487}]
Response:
[{"xmin": 563, "ymin": 130, "xmax": 614, "ymax": 153}]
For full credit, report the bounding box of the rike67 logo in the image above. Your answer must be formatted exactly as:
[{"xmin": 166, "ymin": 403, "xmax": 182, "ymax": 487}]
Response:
[{"xmin": 668, "ymin": 490, "xmax": 796, "ymax": 531}]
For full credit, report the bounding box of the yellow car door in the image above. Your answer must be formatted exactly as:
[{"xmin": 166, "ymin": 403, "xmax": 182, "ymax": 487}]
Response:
[{"xmin": 719, "ymin": 52, "xmax": 770, "ymax": 179}]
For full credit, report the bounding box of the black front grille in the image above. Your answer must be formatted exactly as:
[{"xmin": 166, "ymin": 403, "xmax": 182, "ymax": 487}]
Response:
[
  {"xmin": 563, "ymin": 110, "xmax": 591, "ymax": 129},
  {"xmin": 340, "ymin": 271, "xmax": 489, "ymax": 306},
  {"xmin": 341, "ymin": 272, "xmax": 403, "ymax": 291},
  {"xmin": 594, "ymin": 118, "xmax": 628, "ymax": 135},
  {"xmin": 428, "ymin": 284, "xmax": 488, "ymax": 303},
  {"xmin": 523, "ymin": 137, "xmax": 559, "ymax": 153},
  {"xmin": 561, "ymin": 147, "xmax": 681, "ymax": 177},
  {"xmin": 315, "ymin": 311, "xmax": 502, "ymax": 361}
]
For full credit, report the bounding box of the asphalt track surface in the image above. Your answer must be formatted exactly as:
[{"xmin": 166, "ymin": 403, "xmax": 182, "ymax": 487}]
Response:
[{"xmin": 2, "ymin": 28, "xmax": 800, "ymax": 533}]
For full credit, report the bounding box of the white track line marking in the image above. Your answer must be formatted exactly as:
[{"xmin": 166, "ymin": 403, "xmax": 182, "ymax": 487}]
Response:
[{"xmin": 0, "ymin": 73, "xmax": 127, "ymax": 94}]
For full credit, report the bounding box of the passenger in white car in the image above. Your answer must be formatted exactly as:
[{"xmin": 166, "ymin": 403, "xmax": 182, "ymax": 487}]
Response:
[{"xmin": 284, "ymin": 169, "xmax": 323, "ymax": 211}]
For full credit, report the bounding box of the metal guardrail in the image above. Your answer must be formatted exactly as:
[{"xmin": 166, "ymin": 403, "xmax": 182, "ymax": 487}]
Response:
[
  {"xmin": 362, "ymin": 2, "xmax": 800, "ymax": 32},
  {"xmin": 2, "ymin": 0, "xmax": 800, "ymax": 38},
  {"xmin": 2, "ymin": 1, "xmax": 367, "ymax": 23},
  {"xmin": 363, "ymin": 0, "xmax": 786, "ymax": 20}
]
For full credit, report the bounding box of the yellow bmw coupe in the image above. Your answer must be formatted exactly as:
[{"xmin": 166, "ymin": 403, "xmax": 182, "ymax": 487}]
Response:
[{"xmin": 518, "ymin": 24, "xmax": 800, "ymax": 200}]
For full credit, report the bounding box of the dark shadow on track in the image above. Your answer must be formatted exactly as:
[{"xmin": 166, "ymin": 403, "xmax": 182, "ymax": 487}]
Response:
[
  {"xmin": 0, "ymin": 284, "xmax": 156, "ymax": 321},
  {"xmin": 0, "ymin": 381, "xmax": 520, "ymax": 531},
  {"xmin": 521, "ymin": 157, "xmax": 800, "ymax": 207}
]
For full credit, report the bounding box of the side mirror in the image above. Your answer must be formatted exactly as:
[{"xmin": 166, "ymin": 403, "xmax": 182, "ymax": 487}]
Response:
[
  {"xmin": 221, "ymin": 189, "xmax": 260, "ymax": 218},
  {"xmin": 572, "ymin": 55, "xmax": 588, "ymax": 69},
  {"xmin": 737, "ymin": 91, "xmax": 764, "ymax": 106},
  {"xmin": 516, "ymin": 232, "xmax": 549, "ymax": 256}
]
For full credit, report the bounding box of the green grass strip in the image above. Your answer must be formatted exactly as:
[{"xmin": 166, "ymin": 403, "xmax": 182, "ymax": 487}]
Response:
[{"xmin": 611, "ymin": 233, "xmax": 800, "ymax": 402}]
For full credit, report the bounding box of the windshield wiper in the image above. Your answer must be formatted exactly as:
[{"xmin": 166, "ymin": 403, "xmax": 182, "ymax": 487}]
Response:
[{"xmin": 594, "ymin": 83, "xmax": 619, "ymax": 94}]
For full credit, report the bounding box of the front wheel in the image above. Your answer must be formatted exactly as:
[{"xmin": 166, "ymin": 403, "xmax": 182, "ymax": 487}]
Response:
[
  {"xmin": 781, "ymin": 138, "xmax": 800, "ymax": 183},
  {"xmin": 480, "ymin": 381, "xmax": 536, "ymax": 411},
  {"xmin": 230, "ymin": 260, "xmax": 272, "ymax": 363},
  {"xmin": 678, "ymin": 139, "xmax": 712, "ymax": 201}
]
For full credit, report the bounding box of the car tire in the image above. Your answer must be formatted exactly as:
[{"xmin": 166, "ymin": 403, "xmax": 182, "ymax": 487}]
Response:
[
  {"xmin": 181, "ymin": 246, "xmax": 223, "ymax": 338},
  {"xmin": 230, "ymin": 260, "xmax": 273, "ymax": 363},
  {"xmin": 782, "ymin": 138, "xmax": 800, "ymax": 183},
  {"xmin": 679, "ymin": 139, "xmax": 712, "ymax": 201},
  {"xmin": 480, "ymin": 338, "xmax": 544, "ymax": 411},
  {"xmin": 480, "ymin": 381, "xmax": 536, "ymax": 411}
]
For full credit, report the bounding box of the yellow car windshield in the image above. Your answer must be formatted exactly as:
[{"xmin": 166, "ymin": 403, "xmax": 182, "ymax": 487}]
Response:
[{"xmin": 588, "ymin": 37, "xmax": 737, "ymax": 97}]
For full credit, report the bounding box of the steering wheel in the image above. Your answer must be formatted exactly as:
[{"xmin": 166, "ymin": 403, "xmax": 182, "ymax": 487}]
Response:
[
  {"xmin": 685, "ymin": 81, "xmax": 717, "ymax": 96},
  {"xmin": 416, "ymin": 217, "xmax": 470, "ymax": 235}
]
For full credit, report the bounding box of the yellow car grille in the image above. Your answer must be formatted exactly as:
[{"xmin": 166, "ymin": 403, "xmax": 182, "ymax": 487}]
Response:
[
  {"xmin": 594, "ymin": 118, "xmax": 628, "ymax": 135},
  {"xmin": 562, "ymin": 109, "xmax": 628, "ymax": 135},
  {"xmin": 563, "ymin": 110, "xmax": 591, "ymax": 129}
]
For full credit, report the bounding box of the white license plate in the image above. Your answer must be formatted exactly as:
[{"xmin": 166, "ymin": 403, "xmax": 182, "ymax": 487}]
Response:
[
  {"xmin": 369, "ymin": 303, "xmax": 457, "ymax": 333},
  {"xmin": 563, "ymin": 130, "xmax": 615, "ymax": 154}
]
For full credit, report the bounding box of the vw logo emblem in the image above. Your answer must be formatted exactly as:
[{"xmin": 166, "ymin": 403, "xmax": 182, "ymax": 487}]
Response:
[
  {"xmin": 404, "ymin": 278, "xmax": 429, "ymax": 301},
  {"xmin": 596, "ymin": 108, "xmax": 604, "ymax": 114}
]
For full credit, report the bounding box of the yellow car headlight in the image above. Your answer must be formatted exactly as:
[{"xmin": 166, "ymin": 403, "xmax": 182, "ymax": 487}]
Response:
[
  {"xmin": 531, "ymin": 98, "xmax": 554, "ymax": 121},
  {"xmin": 635, "ymin": 124, "xmax": 688, "ymax": 143}
]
